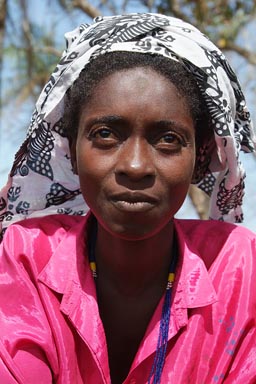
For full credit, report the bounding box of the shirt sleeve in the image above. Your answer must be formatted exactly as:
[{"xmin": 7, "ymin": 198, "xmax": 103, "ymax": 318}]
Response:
[
  {"xmin": 0, "ymin": 224, "xmax": 56, "ymax": 384},
  {"xmin": 216, "ymin": 230, "xmax": 256, "ymax": 383}
]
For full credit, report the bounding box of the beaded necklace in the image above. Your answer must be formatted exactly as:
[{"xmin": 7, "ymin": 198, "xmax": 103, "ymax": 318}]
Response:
[{"xmin": 88, "ymin": 217, "xmax": 178, "ymax": 384}]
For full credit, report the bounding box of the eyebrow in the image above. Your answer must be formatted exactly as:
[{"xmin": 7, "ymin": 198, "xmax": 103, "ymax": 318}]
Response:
[
  {"xmin": 85, "ymin": 115, "xmax": 126, "ymax": 126},
  {"xmin": 84, "ymin": 115, "xmax": 194, "ymax": 136},
  {"xmin": 151, "ymin": 120, "xmax": 195, "ymax": 136}
]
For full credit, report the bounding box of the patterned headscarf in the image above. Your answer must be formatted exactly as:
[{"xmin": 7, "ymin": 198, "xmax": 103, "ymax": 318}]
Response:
[{"xmin": 0, "ymin": 13, "xmax": 255, "ymax": 238}]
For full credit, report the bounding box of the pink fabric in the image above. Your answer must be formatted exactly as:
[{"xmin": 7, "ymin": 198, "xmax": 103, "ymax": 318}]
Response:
[{"xmin": 0, "ymin": 213, "xmax": 255, "ymax": 383}]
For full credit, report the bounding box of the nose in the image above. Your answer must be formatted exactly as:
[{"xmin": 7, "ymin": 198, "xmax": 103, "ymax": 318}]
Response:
[{"xmin": 115, "ymin": 137, "xmax": 155, "ymax": 182}]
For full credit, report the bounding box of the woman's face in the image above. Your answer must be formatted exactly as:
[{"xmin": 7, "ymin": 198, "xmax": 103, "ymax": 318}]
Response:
[{"xmin": 72, "ymin": 67, "xmax": 196, "ymax": 240}]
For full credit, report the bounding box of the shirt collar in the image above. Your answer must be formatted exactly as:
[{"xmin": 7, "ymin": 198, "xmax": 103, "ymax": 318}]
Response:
[
  {"xmin": 174, "ymin": 219, "xmax": 217, "ymax": 308},
  {"xmin": 38, "ymin": 213, "xmax": 90, "ymax": 294},
  {"xmin": 38, "ymin": 214, "xmax": 217, "ymax": 308}
]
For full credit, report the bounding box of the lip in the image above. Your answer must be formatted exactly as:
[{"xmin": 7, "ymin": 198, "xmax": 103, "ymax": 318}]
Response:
[{"xmin": 109, "ymin": 191, "xmax": 159, "ymax": 212}]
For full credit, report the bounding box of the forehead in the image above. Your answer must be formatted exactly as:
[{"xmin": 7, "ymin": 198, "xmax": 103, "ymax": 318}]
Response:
[
  {"xmin": 90, "ymin": 66, "xmax": 181, "ymax": 93},
  {"xmin": 78, "ymin": 67, "xmax": 194, "ymax": 137},
  {"xmin": 84, "ymin": 67, "xmax": 191, "ymax": 115}
]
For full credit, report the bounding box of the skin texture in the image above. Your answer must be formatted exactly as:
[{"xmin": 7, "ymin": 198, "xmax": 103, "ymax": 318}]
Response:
[
  {"xmin": 70, "ymin": 67, "xmax": 196, "ymax": 383},
  {"xmin": 72, "ymin": 67, "xmax": 195, "ymax": 240}
]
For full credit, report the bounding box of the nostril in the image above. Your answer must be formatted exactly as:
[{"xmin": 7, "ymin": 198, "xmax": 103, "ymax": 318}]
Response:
[
  {"xmin": 115, "ymin": 172, "xmax": 155, "ymax": 190},
  {"xmin": 115, "ymin": 167, "xmax": 155, "ymax": 180}
]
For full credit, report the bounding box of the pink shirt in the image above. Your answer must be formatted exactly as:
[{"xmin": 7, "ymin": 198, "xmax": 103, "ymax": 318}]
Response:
[{"xmin": 0, "ymin": 213, "xmax": 255, "ymax": 383}]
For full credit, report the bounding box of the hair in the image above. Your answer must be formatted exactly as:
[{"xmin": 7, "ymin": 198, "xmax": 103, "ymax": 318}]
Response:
[{"xmin": 63, "ymin": 51, "xmax": 213, "ymax": 179}]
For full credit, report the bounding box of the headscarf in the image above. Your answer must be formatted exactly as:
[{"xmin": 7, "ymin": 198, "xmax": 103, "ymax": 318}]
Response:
[{"xmin": 0, "ymin": 13, "xmax": 255, "ymax": 238}]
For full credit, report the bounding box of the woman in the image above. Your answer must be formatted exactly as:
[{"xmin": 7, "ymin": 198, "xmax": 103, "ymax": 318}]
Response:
[{"xmin": 0, "ymin": 13, "xmax": 255, "ymax": 384}]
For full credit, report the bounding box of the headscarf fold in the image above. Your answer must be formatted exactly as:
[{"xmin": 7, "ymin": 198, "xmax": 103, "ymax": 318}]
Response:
[{"xmin": 0, "ymin": 13, "xmax": 255, "ymax": 237}]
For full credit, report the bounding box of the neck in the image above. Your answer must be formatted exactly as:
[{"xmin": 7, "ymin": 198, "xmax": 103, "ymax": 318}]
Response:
[{"xmin": 94, "ymin": 220, "xmax": 175, "ymax": 296}]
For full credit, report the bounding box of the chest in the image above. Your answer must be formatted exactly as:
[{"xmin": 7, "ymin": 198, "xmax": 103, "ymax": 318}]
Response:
[
  {"xmin": 97, "ymin": 285, "xmax": 165, "ymax": 384},
  {"xmin": 42, "ymin": 282, "xmax": 250, "ymax": 384}
]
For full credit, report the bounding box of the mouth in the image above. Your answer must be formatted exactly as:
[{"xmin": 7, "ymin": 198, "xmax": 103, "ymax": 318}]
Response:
[{"xmin": 109, "ymin": 192, "xmax": 158, "ymax": 212}]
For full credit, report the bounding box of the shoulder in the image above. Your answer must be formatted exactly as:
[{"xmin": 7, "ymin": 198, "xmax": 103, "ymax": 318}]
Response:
[
  {"xmin": 3, "ymin": 214, "xmax": 86, "ymax": 241},
  {"xmin": 176, "ymin": 219, "xmax": 256, "ymax": 314},
  {"xmin": 175, "ymin": 219, "xmax": 256, "ymax": 269},
  {"xmin": 1, "ymin": 214, "xmax": 88, "ymax": 272},
  {"xmin": 175, "ymin": 218, "xmax": 255, "ymax": 241},
  {"xmin": 9, "ymin": 213, "xmax": 85, "ymax": 231}
]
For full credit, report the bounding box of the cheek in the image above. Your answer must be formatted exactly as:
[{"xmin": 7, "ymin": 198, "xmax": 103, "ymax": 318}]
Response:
[
  {"xmin": 77, "ymin": 167, "xmax": 102, "ymax": 212},
  {"xmin": 157, "ymin": 154, "xmax": 195, "ymax": 213},
  {"xmin": 159, "ymin": 150, "xmax": 195, "ymax": 186},
  {"xmin": 76, "ymin": 149, "xmax": 114, "ymax": 201}
]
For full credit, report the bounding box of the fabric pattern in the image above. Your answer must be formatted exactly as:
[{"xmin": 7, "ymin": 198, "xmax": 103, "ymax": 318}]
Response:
[{"xmin": 0, "ymin": 13, "xmax": 255, "ymax": 238}]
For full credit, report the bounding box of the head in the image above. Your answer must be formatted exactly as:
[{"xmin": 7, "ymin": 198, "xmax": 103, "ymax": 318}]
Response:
[
  {"xmin": 1, "ymin": 13, "xmax": 253, "ymax": 239},
  {"xmin": 63, "ymin": 52, "xmax": 212, "ymax": 239}
]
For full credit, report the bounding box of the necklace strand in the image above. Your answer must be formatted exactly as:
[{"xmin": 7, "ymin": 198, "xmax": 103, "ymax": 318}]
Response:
[
  {"xmin": 147, "ymin": 236, "xmax": 178, "ymax": 384},
  {"xmin": 88, "ymin": 217, "xmax": 178, "ymax": 384}
]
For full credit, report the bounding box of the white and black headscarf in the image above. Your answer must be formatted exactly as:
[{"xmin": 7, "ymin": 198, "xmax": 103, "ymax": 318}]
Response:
[{"xmin": 0, "ymin": 13, "xmax": 255, "ymax": 238}]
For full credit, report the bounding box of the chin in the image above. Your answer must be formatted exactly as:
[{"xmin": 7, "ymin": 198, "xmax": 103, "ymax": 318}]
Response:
[{"xmin": 99, "ymin": 217, "xmax": 174, "ymax": 242}]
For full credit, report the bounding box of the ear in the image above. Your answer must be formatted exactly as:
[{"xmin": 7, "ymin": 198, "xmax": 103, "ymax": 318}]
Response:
[{"xmin": 69, "ymin": 138, "xmax": 78, "ymax": 175}]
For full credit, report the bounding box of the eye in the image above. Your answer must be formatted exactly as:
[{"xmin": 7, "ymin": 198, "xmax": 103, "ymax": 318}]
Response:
[
  {"xmin": 94, "ymin": 128, "xmax": 112, "ymax": 139},
  {"xmin": 88, "ymin": 126, "xmax": 119, "ymax": 148},
  {"xmin": 160, "ymin": 134, "xmax": 180, "ymax": 143},
  {"xmin": 155, "ymin": 132, "xmax": 186, "ymax": 151}
]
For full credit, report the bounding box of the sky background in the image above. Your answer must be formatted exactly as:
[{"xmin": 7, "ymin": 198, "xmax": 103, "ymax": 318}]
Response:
[{"xmin": 0, "ymin": 1, "xmax": 255, "ymax": 231}]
